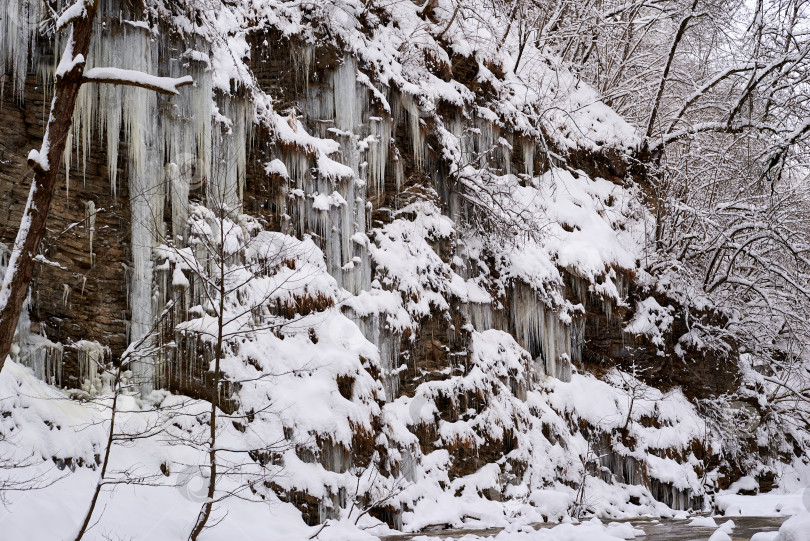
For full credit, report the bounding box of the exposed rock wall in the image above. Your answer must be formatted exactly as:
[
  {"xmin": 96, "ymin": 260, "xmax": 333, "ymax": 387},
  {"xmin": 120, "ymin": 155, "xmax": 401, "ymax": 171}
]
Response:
[{"xmin": 0, "ymin": 67, "xmax": 130, "ymax": 388}]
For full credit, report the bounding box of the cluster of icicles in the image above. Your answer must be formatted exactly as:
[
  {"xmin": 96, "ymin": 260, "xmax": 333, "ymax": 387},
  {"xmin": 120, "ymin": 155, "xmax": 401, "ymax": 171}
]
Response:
[
  {"xmin": 2, "ymin": 0, "xmax": 607, "ymax": 397},
  {"xmin": 2, "ymin": 1, "xmax": 248, "ymax": 392}
]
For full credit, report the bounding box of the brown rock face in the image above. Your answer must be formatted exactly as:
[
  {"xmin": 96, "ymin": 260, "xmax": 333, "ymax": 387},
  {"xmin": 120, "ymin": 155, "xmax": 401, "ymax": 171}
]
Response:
[
  {"xmin": 0, "ymin": 68, "xmax": 130, "ymax": 387},
  {"xmin": 565, "ymin": 269, "xmax": 739, "ymax": 400}
]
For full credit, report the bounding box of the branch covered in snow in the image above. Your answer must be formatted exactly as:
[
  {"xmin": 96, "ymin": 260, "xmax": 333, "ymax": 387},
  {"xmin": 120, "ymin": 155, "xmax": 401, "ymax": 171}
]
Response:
[{"xmin": 82, "ymin": 68, "xmax": 193, "ymax": 95}]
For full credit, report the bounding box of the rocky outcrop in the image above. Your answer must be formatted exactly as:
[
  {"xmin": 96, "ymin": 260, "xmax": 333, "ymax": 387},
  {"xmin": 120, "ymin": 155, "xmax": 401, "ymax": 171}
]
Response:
[{"xmin": 0, "ymin": 68, "xmax": 130, "ymax": 388}]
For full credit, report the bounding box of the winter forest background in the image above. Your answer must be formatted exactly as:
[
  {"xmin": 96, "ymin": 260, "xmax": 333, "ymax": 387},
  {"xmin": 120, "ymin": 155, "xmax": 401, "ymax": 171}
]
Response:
[{"xmin": 2, "ymin": 0, "xmax": 810, "ymax": 539}]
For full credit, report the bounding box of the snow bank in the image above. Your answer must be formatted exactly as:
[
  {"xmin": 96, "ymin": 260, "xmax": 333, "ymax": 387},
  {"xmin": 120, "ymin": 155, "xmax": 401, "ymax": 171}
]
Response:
[
  {"xmin": 715, "ymin": 492, "xmax": 808, "ymax": 517},
  {"xmin": 774, "ymin": 512, "xmax": 810, "ymax": 541}
]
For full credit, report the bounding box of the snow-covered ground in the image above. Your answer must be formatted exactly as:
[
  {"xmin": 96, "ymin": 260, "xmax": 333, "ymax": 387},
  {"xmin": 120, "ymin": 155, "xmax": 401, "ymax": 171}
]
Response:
[
  {"xmin": 2, "ymin": 354, "xmax": 809, "ymax": 541},
  {"xmin": 716, "ymin": 492, "xmax": 808, "ymax": 518}
]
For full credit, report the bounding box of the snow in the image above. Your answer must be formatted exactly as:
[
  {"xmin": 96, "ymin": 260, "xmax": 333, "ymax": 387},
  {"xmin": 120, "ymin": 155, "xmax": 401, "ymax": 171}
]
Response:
[
  {"xmin": 753, "ymin": 534, "xmax": 781, "ymax": 541},
  {"xmin": 687, "ymin": 518, "xmax": 735, "ymax": 541},
  {"xmin": 727, "ymin": 476, "xmax": 761, "ymax": 494},
  {"xmin": 265, "ymin": 158, "xmax": 289, "ymax": 177},
  {"xmin": 55, "ymin": 0, "xmax": 93, "ymax": 31},
  {"xmin": 312, "ymin": 191, "xmax": 348, "ymax": 211},
  {"xmin": 708, "ymin": 530, "xmax": 732, "ymax": 541},
  {"xmin": 82, "ymin": 67, "xmax": 193, "ymax": 95},
  {"xmin": 689, "ymin": 516, "xmax": 719, "ymax": 527},
  {"xmin": 625, "ymin": 297, "xmax": 674, "ymax": 349},
  {"xmin": 26, "ymin": 149, "xmax": 49, "ymax": 171},
  {"xmin": 172, "ymin": 266, "xmax": 190, "ymax": 287},
  {"xmin": 721, "ymin": 519, "xmax": 736, "ymax": 529},
  {"xmin": 55, "ymin": 35, "xmax": 83, "ymax": 79},
  {"xmin": 715, "ymin": 492, "xmax": 808, "ymax": 517},
  {"xmin": 2, "ymin": 0, "xmax": 808, "ymax": 539},
  {"xmin": 774, "ymin": 513, "xmax": 810, "ymax": 541},
  {"xmin": 605, "ymin": 522, "xmax": 645, "ymax": 539}
]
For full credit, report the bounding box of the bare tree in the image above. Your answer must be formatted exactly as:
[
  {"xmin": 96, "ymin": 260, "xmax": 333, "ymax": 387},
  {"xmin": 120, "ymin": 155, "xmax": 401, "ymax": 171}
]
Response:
[{"xmin": 72, "ymin": 303, "xmax": 176, "ymax": 541}]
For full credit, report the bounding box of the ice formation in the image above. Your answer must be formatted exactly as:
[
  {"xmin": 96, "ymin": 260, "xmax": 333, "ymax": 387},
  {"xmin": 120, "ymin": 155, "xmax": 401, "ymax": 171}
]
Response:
[
  {"xmin": 12, "ymin": 7, "xmax": 254, "ymax": 389},
  {"xmin": 83, "ymin": 199, "xmax": 95, "ymax": 264},
  {"xmin": 74, "ymin": 339, "xmax": 110, "ymax": 394},
  {"xmin": 0, "ymin": 0, "xmax": 45, "ymax": 99},
  {"xmin": 508, "ymin": 281, "xmax": 570, "ymax": 380}
]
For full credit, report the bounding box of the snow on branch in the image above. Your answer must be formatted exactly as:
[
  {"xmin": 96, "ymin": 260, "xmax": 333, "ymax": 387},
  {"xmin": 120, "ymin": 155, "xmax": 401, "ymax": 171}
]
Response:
[
  {"xmin": 27, "ymin": 149, "xmax": 49, "ymax": 173},
  {"xmin": 650, "ymin": 121, "xmax": 775, "ymax": 151},
  {"xmin": 56, "ymin": 0, "xmax": 97, "ymax": 32},
  {"xmin": 82, "ymin": 68, "xmax": 193, "ymax": 95}
]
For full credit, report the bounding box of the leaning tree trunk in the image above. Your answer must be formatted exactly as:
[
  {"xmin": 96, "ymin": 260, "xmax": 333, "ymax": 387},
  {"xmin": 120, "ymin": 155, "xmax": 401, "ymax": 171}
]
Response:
[{"xmin": 0, "ymin": 2, "xmax": 98, "ymax": 372}]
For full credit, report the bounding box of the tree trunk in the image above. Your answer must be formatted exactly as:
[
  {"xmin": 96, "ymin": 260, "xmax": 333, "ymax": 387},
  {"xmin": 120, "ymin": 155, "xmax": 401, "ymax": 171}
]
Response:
[
  {"xmin": 0, "ymin": 2, "xmax": 98, "ymax": 372},
  {"xmin": 189, "ymin": 207, "xmax": 226, "ymax": 541},
  {"xmin": 644, "ymin": 0, "xmax": 699, "ymax": 141},
  {"xmin": 73, "ymin": 366, "xmax": 121, "ymax": 541}
]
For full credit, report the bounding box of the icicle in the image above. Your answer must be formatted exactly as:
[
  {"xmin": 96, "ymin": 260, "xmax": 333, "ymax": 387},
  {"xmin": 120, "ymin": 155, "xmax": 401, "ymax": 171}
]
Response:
[
  {"xmin": 476, "ymin": 116, "xmax": 495, "ymax": 168},
  {"xmin": 510, "ymin": 282, "xmax": 572, "ymax": 381},
  {"xmin": 346, "ymin": 308, "xmax": 400, "ymax": 401},
  {"xmin": 289, "ymin": 56, "xmax": 375, "ymax": 295},
  {"xmin": 333, "ymin": 57, "xmax": 359, "ymax": 135},
  {"xmin": 400, "ymin": 445, "xmax": 419, "ymax": 482},
  {"xmin": 394, "ymin": 152, "xmax": 404, "ymax": 193},
  {"xmin": 102, "ymin": 81, "xmax": 122, "ymax": 197},
  {"xmin": 327, "ymin": 58, "xmax": 359, "ymax": 292},
  {"xmin": 0, "ymin": 0, "xmax": 45, "ymax": 99},
  {"xmin": 292, "ymin": 44, "xmax": 314, "ymax": 88},
  {"xmin": 168, "ymin": 163, "xmax": 188, "ymax": 241},
  {"xmin": 367, "ymin": 116, "xmax": 391, "ymax": 200},
  {"xmin": 522, "ymin": 140, "xmax": 535, "ymax": 178},
  {"xmin": 190, "ymin": 52, "xmax": 213, "ymax": 188},
  {"xmin": 400, "ymin": 93, "xmax": 424, "ymax": 168},
  {"xmin": 37, "ymin": 11, "xmax": 257, "ymax": 394},
  {"xmin": 209, "ymin": 96, "xmax": 249, "ymax": 212},
  {"xmin": 84, "ymin": 200, "xmax": 95, "ymax": 265},
  {"xmin": 75, "ymin": 340, "xmax": 111, "ymax": 395},
  {"xmin": 19, "ymin": 335, "xmax": 64, "ymax": 387},
  {"xmin": 500, "ymin": 135, "xmax": 511, "ymax": 175},
  {"xmin": 468, "ymin": 302, "xmax": 493, "ymax": 332},
  {"xmin": 570, "ymin": 316, "xmax": 584, "ymax": 364},
  {"xmin": 125, "ymin": 30, "xmax": 161, "ymax": 393},
  {"xmin": 64, "ymin": 132, "xmax": 72, "ymax": 199},
  {"xmin": 163, "ymin": 46, "xmax": 213, "ymax": 243}
]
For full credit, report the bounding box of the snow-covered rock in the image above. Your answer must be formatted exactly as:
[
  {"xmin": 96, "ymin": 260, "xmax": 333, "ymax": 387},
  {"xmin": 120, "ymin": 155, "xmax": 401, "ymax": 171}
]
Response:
[{"xmin": 774, "ymin": 512, "xmax": 810, "ymax": 541}]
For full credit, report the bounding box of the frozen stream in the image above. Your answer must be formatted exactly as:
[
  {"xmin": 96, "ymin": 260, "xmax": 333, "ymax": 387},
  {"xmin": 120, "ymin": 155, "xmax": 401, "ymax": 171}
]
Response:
[
  {"xmin": 600, "ymin": 516, "xmax": 785, "ymax": 540},
  {"xmin": 381, "ymin": 516, "xmax": 787, "ymax": 540}
]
